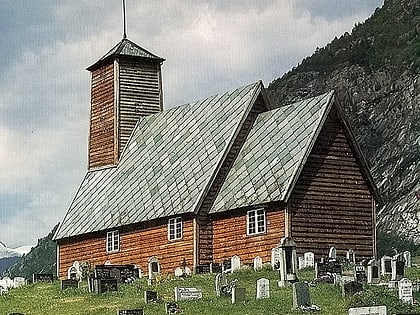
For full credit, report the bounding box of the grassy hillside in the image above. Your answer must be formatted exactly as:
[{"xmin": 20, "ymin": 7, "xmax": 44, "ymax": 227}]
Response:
[{"xmin": 1, "ymin": 267, "xmax": 420, "ymax": 315}]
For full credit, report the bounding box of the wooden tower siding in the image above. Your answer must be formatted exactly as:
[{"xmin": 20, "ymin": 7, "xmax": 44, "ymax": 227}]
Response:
[
  {"xmin": 196, "ymin": 94, "xmax": 269, "ymax": 266},
  {"xmin": 118, "ymin": 58, "xmax": 163, "ymax": 157},
  {"xmin": 57, "ymin": 218, "xmax": 194, "ymax": 279},
  {"xmin": 88, "ymin": 63, "xmax": 116, "ymax": 169},
  {"xmin": 212, "ymin": 206, "xmax": 285, "ymax": 264},
  {"xmin": 290, "ymin": 106, "xmax": 374, "ymax": 258}
]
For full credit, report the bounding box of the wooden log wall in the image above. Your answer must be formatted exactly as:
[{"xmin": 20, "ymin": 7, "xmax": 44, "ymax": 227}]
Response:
[
  {"xmin": 290, "ymin": 106, "xmax": 375, "ymax": 259},
  {"xmin": 212, "ymin": 207, "xmax": 285, "ymax": 264},
  {"xmin": 58, "ymin": 219, "xmax": 193, "ymax": 279},
  {"xmin": 197, "ymin": 93, "xmax": 269, "ymax": 265},
  {"xmin": 88, "ymin": 63, "xmax": 115, "ymax": 169},
  {"xmin": 118, "ymin": 59, "xmax": 162, "ymax": 157}
]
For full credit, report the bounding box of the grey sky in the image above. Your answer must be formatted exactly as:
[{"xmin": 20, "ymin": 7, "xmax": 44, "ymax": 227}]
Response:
[{"xmin": 0, "ymin": 1, "xmax": 383, "ymax": 248}]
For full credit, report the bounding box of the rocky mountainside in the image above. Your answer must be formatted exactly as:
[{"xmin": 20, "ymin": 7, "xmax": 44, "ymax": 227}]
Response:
[
  {"xmin": 268, "ymin": 0, "xmax": 419, "ymax": 241},
  {"xmin": 3, "ymin": 224, "xmax": 58, "ymax": 279}
]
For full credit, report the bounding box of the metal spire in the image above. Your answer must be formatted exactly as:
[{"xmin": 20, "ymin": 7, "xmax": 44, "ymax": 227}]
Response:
[{"xmin": 122, "ymin": 0, "xmax": 127, "ymax": 39}]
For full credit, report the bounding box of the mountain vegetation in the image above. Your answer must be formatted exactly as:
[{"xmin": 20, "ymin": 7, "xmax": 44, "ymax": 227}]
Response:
[
  {"xmin": 267, "ymin": 0, "xmax": 420, "ymax": 241},
  {"xmin": 4, "ymin": 224, "xmax": 58, "ymax": 279}
]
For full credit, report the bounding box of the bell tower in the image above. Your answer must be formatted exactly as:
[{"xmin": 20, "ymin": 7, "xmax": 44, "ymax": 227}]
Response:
[{"xmin": 86, "ymin": 39, "xmax": 165, "ymax": 169}]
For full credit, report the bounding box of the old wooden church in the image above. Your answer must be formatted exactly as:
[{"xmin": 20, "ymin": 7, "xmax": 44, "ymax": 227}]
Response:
[{"xmin": 53, "ymin": 37, "xmax": 379, "ymax": 278}]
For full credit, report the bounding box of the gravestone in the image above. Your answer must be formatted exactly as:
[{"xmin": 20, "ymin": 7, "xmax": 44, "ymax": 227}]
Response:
[
  {"xmin": 398, "ymin": 278, "xmax": 413, "ymax": 304},
  {"xmin": 304, "ymin": 252, "xmax": 315, "ymax": 268},
  {"xmin": 165, "ymin": 302, "xmax": 181, "ymax": 314},
  {"xmin": 2, "ymin": 277, "xmax": 14, "ymax": 289},
  {"xmin": 215, "ymin": 273, "xmax": 227, "ymax": 297},
  {"xmin": 367, "ymin": 259, "xmax": 380, "ymax": 284},
  {"xmin": 277, "ymin": 237, "xmax": 298, "ymax": 287},
  {"xmin": 67, "ymin": 261, "xmax": 83, "ymax": 280},
  {"xmin": 342, "ymin": 281, "xmax": 363, "ymax": 297},
  {"xmin": 118, "ymin": 309, "xmax": 144, "ymax": 315},
  {"xmin": 348, "ymin": 306, "xmax": 387, "ymax": 315},
  {"xmin": 298, "ymin": 256, "xmax": 305, "ymax": 270},
  {"xmin": 13, "ymin": 277, "xmax": 26, "ymax": 288},
  {"xmin": 354, "ymin": 265, "xmax": 367, "ymax": 283},
  {"xmin": 222, "ymin": 259, "xmax": 232, "ymax": 272},
  {"xmin": 61, "ymin": 279, "xmax": 79, "ymax": 290},
  {"xmin": 380, "ymin": 256, "xmax": 392, "ymax": 276},
  {"xmin": 94, "ymin": 264, "xmax": 138, "ymax": 283},
  {"xmin": 144, "ymin": 290, "xmax": 158, "ymax": 303},
  {"xmin": 32, "ymin": 274, "xmax": 53, "ymax": 283},
  {"xmin": 195, "ymin": 264, "xmax": 211, "ymax": 274},
  {"xmin": 346, "ymin": 249, "xmax": 356, "ymax": 264},
  {"xmin": 210, "ymin": 263, "xmax": 222, "ymax": 274},
  {"xmin": 403, "ymin": 251, "xmax": 411, "ymax": 267},
  {"xmin": 231, "ymin": 287, "xmax": 245, "ymax": 304},
  {"xmin": 253, "ymin": 256, "xmax": 263, "ymax": 271},
  {"xmin": 148, "ymin": 257, "xmax": 160, "ymax": 282},
  {"xmin": 231, "ymin": 255, "xmax": 241, "ymax": 273},
  {"xmin": 256, "ymin": 278, "xmax": 269, "ymax": 299},
  {"xmin": 329, "ymin": 246, "xmax": 336, "ymax": 259},
  {"xmin": 174, "ymin": 287, "xmax": 202, "ymax": 302},
  {"xmin": 391, "ymin": 254, "xmax": 405, "ymax": 281},
  {"xmin": 271, "ymin": 247, "xmax": 281, "ymax": 269},
  {"xmin": 174, "ymin": 267, "xmax": 184, "ymax": 277},
  {"xmin": 94, "ymin": 278, "xmax": 118, "ymax": 294},
  {"xmin": 292, "ymin": 282, "xmax": 311, "ymax": 309}
]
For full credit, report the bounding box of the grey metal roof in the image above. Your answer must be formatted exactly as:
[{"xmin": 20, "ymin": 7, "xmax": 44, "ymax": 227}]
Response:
[
  {"xmin": 210, "ymin": 91, "xmax": 334, "ymax": 213},
  {"xmin": 54, "ymin": 81, "xmax": 264, "ymax": 240},
  {"xmin": 86, "ymin": 38, "xmax": 164, "ymax": 71}
]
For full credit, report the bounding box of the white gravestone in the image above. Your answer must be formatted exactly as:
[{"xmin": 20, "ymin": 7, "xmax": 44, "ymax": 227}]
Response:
[
  {"xmin": 298, "ymin": 257, "xmax": 305, "ymax": 270},
  {"xmin": 398, "ymin": 278, "xmax": 413, "ymax": 304},
  {"xmin": 328, "ymin": 246, "xmax": 336, "ymax": 259},
  {"xmin": 277, "ymin": 237, "xmax": 298, "ymax": 287},
  {"xmin": 367, "ymin": 259, "xmax": 380, "ymax": 284},
  {"xmin": 174, "ymin": 267, "xmax": 184, "ymax": 277},
  {"xmin": 304, "ymin": 252, "xmax": 315, "ymax": 268},
  {"xmin": 174, "ymin": 287, "xmax": 202, "ymax": 301},
  {"xmin": 231, "ymin": 255, "xmax": 241, "ymax": 273},
  {"xmin": 13, "ymin": 277, "xmax": 26, "ymax": 288},
  {"xmin": 271, "ymin": 247, "xmax": 281, "ymax": 269},
  {"xmin": 348, "ymin": 305, "xmax": 387, "ymax": 315},
  {"xmin": 2, "ymin": 277, "xmax": 13, "ymax": 289},
  {"xmin": 256, "ymin": 278, "xmax": 270, "ymax": 299},
  {"xmin": 403, "ymin": 251, "xmax": 411, "ymax": 267},
  {"xmin": 148, "ymin": 256, "xmax": 160, "ymax": 280},
  {"xmin": 253, "ymin": 256, "xmax": 263, "ymax": 271}
]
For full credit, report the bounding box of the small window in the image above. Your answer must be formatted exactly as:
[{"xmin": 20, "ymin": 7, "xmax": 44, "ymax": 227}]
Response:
[
  {"xmin": 168, "ymin": 217, "xmax": 183, "ymax": 240},
  {"xmin": 106, "ymin": 230, "xmax": 119, "ymax": 252},
  {"xmin": 247, "ymin": 209, "xmax": 266, "ymax": 235}
]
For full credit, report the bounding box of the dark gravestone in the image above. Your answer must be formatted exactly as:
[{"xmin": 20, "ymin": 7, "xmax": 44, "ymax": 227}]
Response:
[
  {"xmin": 222, "ymin": 260, "xmax": 232, "ymax": 272},
  {"xmin": 165, "ymin": 302, "xmax": 181, "ymax": 314},
  {"xmin": 118, "ymin": 309, "xmax": 143, "ymax": 315},
  {"xmin": 355, "ymin": 266, "xmax": 367, "ymax": 283},
  {"xmin": 372, "ymin": 265, "xmax": 379, "ymax": 279},
  {"xmin": 95, "ymin": 265, "xmax": 138, "ymax": 283},
  {"xmin": 211, "ymin": 263, "xmax": 222, "ymax": 274},
  {"xmin": 61, "ymin": 279, "xmax": 79, "ymax": 290},
  {"xmin": 7, "ymin": 313, "xmax": 25, "ymax": 315},
  {"xmin": 342, "ymin": 281, "xmax": 363, "ymax": 297},
  {"xmin": 396, "ymin": 260, "xmax": 405, "ymax": 278},
  {"xmin": 195, "ymin": 264, "xmax": 211, "ymax": 274},
  {"xmin": 292, "ymin": 282, "xmax": 311, "ymax": 308},
  {"xmin": 94, "ymin": 278, "xmax": 118, "ymax": 294},
  {"xmin": 385, "ymin": 260, "xmax": 392, "ymax": 273},
  {"xmin": 32, "ymin": 274, "xmax": 54, "ymax": 283},
  {"xmin": 144, "ymin": 290, "xmax": 158, "ymax": 303}
]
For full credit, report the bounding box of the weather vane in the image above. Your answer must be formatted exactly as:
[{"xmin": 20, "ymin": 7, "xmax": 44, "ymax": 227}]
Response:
[{"xmin": 122, "ymin": 0, "xmax": 127, "ymax": 39}]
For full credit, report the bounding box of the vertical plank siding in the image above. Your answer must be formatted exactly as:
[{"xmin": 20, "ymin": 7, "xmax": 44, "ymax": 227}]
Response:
[
  {"xmin": 290, "ymin": 107, "xmax": 374, "ymax": 258},
  {"xmin": 58, "ymin": 219, "xmax": 193, "ymax": 279},
  {"xmin": 88, "ymin": 64, "xmax": 115, "ymax": 169},
  {"xmin": 212, "ymin": 208, "xmax": 285, "ymax": 264},
  {"xmin": 118, "ymin": 59, "xmax": 162, "ymax": 157}
]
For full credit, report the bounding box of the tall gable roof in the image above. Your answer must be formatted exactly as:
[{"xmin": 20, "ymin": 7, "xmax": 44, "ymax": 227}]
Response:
[
  {"xmin": 54, "ymin": 82, "xmax": 265, "ymax": 240},
  {"xmin": 210, "ymin": 91, "xmax": 334, "ymax": 213}
]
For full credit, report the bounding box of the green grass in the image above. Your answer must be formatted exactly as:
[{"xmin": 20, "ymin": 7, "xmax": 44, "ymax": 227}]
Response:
[{"xmin": 1, "ymin": 267, "xmax": 420, "ymax": 315}]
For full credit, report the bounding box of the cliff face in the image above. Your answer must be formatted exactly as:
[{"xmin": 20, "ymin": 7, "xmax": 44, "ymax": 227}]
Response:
[{"xmin": 268, "ymin": 0, "xmax": 420, "ymax": 241}]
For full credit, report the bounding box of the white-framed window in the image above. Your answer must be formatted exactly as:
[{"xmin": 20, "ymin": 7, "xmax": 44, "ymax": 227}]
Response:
[
  {"xmin": 247, "ymin": 209, "xmax": 266, "ymax": 235},
  {"xmin": 168, "ymin": 217, "xmax": 183, "ymax": 241},
  {"xmin": 106, "ymin": 230, "xmax": 120, "ymax": 252}
]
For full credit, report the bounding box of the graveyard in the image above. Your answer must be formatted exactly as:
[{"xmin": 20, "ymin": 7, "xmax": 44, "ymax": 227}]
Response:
[{"xmin": 1, "ymin": 256, "xmax": 420, "ymax": 315}]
